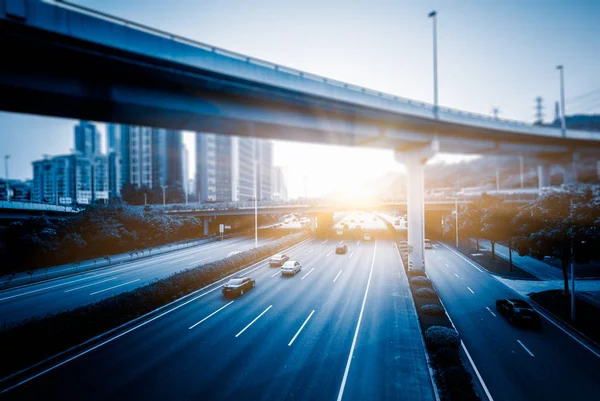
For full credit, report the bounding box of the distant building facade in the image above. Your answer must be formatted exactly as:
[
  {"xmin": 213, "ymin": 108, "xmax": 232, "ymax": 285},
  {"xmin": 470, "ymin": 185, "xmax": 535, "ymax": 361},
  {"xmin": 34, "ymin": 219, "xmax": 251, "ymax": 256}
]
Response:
[
  {"xmin": 74, "ymin": 121, "xmax": 101, "ymax": 156},
  {"xmin": 195, "ymin": 133, "xmax": 273, "ymax": 203},
  {"xmin": 272, "ymin": 166, "xmax": 288, "ymax": 201}
]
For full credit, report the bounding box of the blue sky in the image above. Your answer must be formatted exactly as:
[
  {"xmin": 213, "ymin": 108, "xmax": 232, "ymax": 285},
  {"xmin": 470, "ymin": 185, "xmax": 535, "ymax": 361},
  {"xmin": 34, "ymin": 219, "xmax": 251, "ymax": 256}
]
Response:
[{"xmin": 1, "ymin": 0, "xmax": 598, "ymax": 196}]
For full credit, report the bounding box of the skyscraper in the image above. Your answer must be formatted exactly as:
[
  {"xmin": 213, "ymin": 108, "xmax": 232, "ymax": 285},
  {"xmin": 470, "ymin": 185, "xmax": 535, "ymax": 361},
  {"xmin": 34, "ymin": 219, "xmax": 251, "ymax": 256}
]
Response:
[
  {"xmin": 182, "ymin": 143, "xmax": 189, "ymax": 196},
  {"xmin": 120, "ymin": 125, "xmax": 153, "ymax": 189},
  {"xmin": 107, "ymin": 123, "xmax": 120, "ymax": 153},
  {"xmin": 272, "ymin": 166, "xmax": 288, "ymax": 201},
  {"xmin": 195, "ymin": 133, "xmax": 273, "ymax": 203},
  {"xmin": 74, "ymin": 121, "xmax": 101, "ymax": 156},
  {"xmin": 152, "ymin": 128, "xmax": 183, "ymax": 187},
  {"xmin": 108, "ymin": 151, "xmax": 122, "ymax": 199}
]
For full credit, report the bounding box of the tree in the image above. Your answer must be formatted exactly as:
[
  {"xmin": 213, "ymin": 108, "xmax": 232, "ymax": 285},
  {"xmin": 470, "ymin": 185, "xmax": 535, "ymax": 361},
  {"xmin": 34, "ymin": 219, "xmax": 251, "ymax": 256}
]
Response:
[
  {"xmin": 512, "ymin": 188, "xmax": 600, "ymax": 297},
  {"xmin": 460, "ymin": 203, "xmax": 483, "ymax": 251}
]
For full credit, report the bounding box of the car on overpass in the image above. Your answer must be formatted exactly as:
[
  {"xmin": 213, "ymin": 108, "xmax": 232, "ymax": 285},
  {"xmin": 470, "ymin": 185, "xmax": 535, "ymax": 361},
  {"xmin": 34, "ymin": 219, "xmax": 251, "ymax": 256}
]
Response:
[
  {"xmin": 281, "ymin": 260, "xmax": 302, "ymax": 276},
  {"xmin": 222, "ymin": 277, "xmax": 255, "ymax": 298},
  {"xmin": 336, "ymin": 244, "xmax": 348, "ymax": 254},
  {"xmin": 495, "ymin": 299, "xmax": 541, "ymax": 327}
]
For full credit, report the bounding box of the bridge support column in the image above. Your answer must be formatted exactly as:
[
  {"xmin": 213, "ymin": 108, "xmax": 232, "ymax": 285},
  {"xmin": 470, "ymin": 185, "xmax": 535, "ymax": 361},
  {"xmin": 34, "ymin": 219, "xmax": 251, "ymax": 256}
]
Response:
[
  {"xmin": 310, "ymin": 215, "xmax": 317, "ymax": 233},
  {"xmin": 562, "ymin": 153, "xmax": 580, "ymax": 186},
  {"xmin": 537, "ymin": 162, "xmax": 551, "ymax": 189},
  {"xmin": 396, "ymin": 142, "xmax": 437, "ymax": 271},
  {"xmin": 203, "ymin": 217, "xmax": 210, "ymax": 236}
]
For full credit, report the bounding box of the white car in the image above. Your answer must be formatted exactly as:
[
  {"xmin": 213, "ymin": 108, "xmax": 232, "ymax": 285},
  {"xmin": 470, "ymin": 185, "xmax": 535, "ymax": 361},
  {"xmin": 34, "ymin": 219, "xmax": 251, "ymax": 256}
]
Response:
[
  {"xmin": 363, "ymin": 233, "xmax": 372, "ymax": 241},
  {"xmin": 281, "ymin": 260, "xmax": 302, "ymax": 276},
  {"xmin": 226, "ymin": 251, "xmax": 243, "ymax": 258},
  {"xmin": 269, "ymin": 253, "xmax": 289, "ymax": 267}
]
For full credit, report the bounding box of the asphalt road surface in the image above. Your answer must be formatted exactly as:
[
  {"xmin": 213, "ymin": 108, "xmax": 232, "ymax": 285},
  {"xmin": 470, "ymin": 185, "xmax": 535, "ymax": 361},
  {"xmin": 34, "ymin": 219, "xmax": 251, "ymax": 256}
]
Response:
[
  {"xmin": 0, "ymin": 236, "xmax": 274, "ymax": 325},
  {"xmin": 426, "ymin": 242, "xmax": 600, "ymax": 401},
  {"xmin": 2, "ymin": 238, "xmax": 434, "ymax": 401}
]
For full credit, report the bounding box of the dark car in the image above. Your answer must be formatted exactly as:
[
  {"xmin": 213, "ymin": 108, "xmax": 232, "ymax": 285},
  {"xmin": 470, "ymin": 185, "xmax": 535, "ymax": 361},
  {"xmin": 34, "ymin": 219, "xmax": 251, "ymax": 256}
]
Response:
[
  {"xmin": 336, "ymin": 244, "xmax": 348, "ymax": 254},
  {"xmin": 496, "ymin": 299, "xmax": 541, "ymax": 327},
  {"xmin": 222, "ymin": 277, "xmax": 255, "ymax": 297}
]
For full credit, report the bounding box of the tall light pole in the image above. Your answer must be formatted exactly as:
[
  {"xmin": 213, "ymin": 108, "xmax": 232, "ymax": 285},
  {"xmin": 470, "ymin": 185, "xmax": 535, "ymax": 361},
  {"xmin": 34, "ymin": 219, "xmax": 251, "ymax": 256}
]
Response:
[
  {"xmin": 253, "ymin": 139, "xmax": 258, "ymax": 248},
  {"xmin": 556, "ymin": 65, "xmax": 567, "ymax": 137},
  {"xmin": 161, "ymin": 185, "xmax": 167, "ymax": 206},
  {"xmin": 454, "ymin": 197, "xmax": 459, "ymax": 248},
  {"xmin": 428, "ymin": 10, "xmax": 439, "ymax": 118},
  {"xmin": 4, "ymin": 155, "xmax": 9, "ymax": 202}
]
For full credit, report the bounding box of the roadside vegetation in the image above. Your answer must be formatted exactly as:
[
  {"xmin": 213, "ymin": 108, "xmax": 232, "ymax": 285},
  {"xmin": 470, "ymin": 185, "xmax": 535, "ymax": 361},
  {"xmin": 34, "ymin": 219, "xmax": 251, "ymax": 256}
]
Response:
[
  {"xmin": 0, "ymin": 203, "xmax": 280, "ymax": 276},
  {"xmin": 0, "ymin": 232, "xmax": 309, "ymax": 381},
  {"xmin": 398, "ymin": 244, "xmax": 480, "ymax": 401}
]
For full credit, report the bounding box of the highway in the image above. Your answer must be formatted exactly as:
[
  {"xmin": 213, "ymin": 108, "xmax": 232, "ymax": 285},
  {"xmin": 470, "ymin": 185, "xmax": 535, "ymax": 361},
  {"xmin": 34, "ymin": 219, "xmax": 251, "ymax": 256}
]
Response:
[
  {"xmin": 426, "ymin": 242, "xmax": 600, "ymax": 401},
  {"xmin": 0, "ymin": 236, "xmax": 275, "ymax": 326},
  {"xmin": 2, "ymin": 237, "xmax": 434, "ymax": 401}
]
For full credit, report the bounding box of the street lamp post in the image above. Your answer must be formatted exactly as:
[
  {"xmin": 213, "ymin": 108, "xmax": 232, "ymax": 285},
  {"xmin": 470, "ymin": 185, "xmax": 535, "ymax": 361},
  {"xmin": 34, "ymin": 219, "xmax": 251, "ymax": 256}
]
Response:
[
  {"xmin": 556, "ymin": 65, "xmax": 567, "ymax": 137},
  {"xmin": 161, "ymin": 185, "xmax": 167, "ymax": 206},
  {"xmin": 253, "ymin": 140, "xmax": 258, "ymax": 248},
  {"xmin": 4, "ymin": 155, "xmax": 10, "ymax": 202},
  {"xmin": 454, "ymin": 197, "xmax": 459, "ymax": 248},
  {"xmin": 428, "ymin": 10, "xmax": 439, "ymax": 118}
]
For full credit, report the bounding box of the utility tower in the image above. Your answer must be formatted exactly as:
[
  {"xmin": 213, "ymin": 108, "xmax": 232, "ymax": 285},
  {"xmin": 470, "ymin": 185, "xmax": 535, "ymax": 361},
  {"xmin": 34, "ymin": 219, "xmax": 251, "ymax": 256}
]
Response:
[
  {"xmin": 491, "ymin": 107, "xmax": 500, "ymax": 119},
  {"xmin": 534, "ymin": 97, "xmax": 544, "ymax": 124}
]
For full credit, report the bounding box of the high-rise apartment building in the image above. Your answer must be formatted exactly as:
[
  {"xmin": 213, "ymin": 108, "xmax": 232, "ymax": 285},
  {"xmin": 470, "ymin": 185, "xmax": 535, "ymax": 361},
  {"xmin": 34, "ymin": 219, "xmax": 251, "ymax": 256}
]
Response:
[
  {"xmin": 195, "ymin": 133, "xmax": 273, "ymax": 203},
  {"xmin": 31, "ymin": 154, "xmax": 108, "ymax": 205},
  {"xmin": 120, "ymin": 125, "xmax": 153, "ymax": 189},
  {"xmin": 74, "ymin": 121, "xmax": 101, "ymax": 156},
  {"xmin": 152, "ymin": 128, "xmax": 183, "ymax": 187},
  {"xmin": 272, "ymin": 166, "xmax": 288, "ymax": 201}
]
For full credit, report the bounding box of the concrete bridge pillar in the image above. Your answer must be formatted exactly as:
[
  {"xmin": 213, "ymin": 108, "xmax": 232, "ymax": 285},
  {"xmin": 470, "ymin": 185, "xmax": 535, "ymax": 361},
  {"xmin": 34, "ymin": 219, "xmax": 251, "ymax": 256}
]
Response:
[
  {"xmin": 562, "ymin": 153, "xmax": 580, "ymax": 186},
  {"xmin": 309, "ymin": 215, "xmax": 317, "ymax": 233},
  {"xmin": 537, "ymin": 162, "xmax": 551, "ymax": 189},
  {"xmin": 395, "ymin": 142, "xmax": 437, "ymax": 271},
  {"xmin": 203, "ymin": 216, "xmax": 210, "ymax": 236}
]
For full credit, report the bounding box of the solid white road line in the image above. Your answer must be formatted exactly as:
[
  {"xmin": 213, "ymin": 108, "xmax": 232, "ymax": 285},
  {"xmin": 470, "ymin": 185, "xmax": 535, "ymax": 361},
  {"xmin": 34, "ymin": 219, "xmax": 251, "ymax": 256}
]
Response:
[
  {"xmin": 445, "ymin": 263, "xmax": 450, "ymax": 268},
  {"xmin": 301, "ymin": 268, "xmax": 315, "ymax": 280},
  {"xmin": 356, "ymin": 241, "xmax": 360, "ymax": 246},
  {"xmin": 326, "ymin": 250, "xmax": 333, "ymax": 257},
  {"xmin": 235, "ymin": 305, "xmax": 272, "ymax": 338},
  {"xmin": 322, "ymin": 240, "xmax": 328, "ymax": 244},
  {"xmin": 336, "ymin": 239, "xmax": 377, "ymax": 401},
  {"xmin": 438, "ymin": 242, "xmax": 483, "ymax": 272},
  {"xmin": 0, "ymin": 238, "xmax": 315, "ymax": 395},
  {"xmin": 189, "ymin": 257, "xmax": 212, "ymax": 266},
  {"xmin": 89, "ymin": 279, "xmax": 141, "ymax": 296},
  {"xmin": 517, "ymin": 340, "xmax": 535, "ymax": 357},
  {"xmin": 454, "ymin": 273, "xmax": 460, "ymax": 278},
  {"xmin": 467, "ymin": 286, "xmax": 475, "ymax": 294},
  {"xmin": 462, "ymin": 342, "xmax": 495, "ymax": 401},
  {"xmin": 64, "ymin": 277, "xmax": 118, "ymax": 293},
  {"xmin": 349, "ymin": 252, "xmax": 354, "ymax": 258},
  {"xmin": 288, "ymin": 310, "xmax": 315, "ymax": 346},
  {"xmin": 333, "ymin": 270, "xmax": 343, "ymax": 283},
  {"xmin": 305, "ymin": 249, "xmax": 314, "ymax": 255},
  {"xmin": 189, "ymin": 301, "xmax": 234, "ymax": 329},
  {"xmin": 485, "ymin": 307, "xmax": 496, "ymax": 317},
  {"xmin": 271, "ymin": 271, "xmax": 280, "ymax": 277}
]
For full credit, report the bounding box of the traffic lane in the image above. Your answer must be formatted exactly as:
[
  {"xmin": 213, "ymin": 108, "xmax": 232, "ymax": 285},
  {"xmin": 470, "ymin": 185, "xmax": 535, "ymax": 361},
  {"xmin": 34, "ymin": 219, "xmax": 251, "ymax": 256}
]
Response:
[
  {"xmin": 215, "ymin": 241, "xmax": 377, "ymax": 401},
  {"xmin": 427, "ymin": 247, "xmax": 600, "ymax": 401},
  {"xmin": 1, "ymin": 238, "xmax": 321, "ymax": 400},
  {"xmin": 0, "ymin": 236, "xmax": 276, "ymax": 325},
  {"xmin": 343, "ymin": 241, "xmax": 434, "ymax": 401},
  {"xmin": 3, "ymin": 239, "xmax": 375, "ymax": 401}
]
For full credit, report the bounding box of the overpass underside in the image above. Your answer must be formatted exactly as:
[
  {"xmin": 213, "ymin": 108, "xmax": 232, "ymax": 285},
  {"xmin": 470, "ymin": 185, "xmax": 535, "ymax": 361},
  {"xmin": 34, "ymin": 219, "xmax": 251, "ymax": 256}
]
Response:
[{"xmin": 1, "ymin": 0, "xmax": 600, "ymax": 270}]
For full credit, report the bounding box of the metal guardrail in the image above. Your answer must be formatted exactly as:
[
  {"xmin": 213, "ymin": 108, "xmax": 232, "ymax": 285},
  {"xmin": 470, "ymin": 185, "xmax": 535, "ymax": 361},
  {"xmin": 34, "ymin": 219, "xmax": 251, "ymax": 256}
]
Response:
[
  {"xmin": 44, "ymin": 0, "xmax": 595, "ymax": 136},
  {"xmin": 0, "ymin": 200, "xmax": 82, "ymax": 213}
]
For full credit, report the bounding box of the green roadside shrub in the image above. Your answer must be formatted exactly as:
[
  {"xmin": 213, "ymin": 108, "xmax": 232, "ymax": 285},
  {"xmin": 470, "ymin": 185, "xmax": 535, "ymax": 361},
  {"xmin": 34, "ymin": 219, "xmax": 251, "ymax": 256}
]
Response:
[
  {"xmin": 407, "ymin": 269, "xmax": 427, "ymax": 278},
  {"xmin": 424, "ymin": 326, "xmax": 460, "ymax": 351},
  {"xmin": 414, "ymin": 287, "xmax": 437, "ymax": 299},
  {"xmin": 431, "ymin": 346, "xmax": 460, "ymax": 367},
  {"xmin": 410, "ymin": 276, "xmax": 432, "ymax": 287},
  {"xmin": 419, "ymin": 304, "xmax": 445, "ymax": 316}
]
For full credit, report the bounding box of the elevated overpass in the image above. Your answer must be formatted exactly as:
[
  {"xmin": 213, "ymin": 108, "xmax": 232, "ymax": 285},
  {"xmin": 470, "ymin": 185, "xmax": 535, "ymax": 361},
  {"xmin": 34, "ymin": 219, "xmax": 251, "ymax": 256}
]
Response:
[{"xmin": 1, "ymin": 0, "xmax": 599, "ymax": 269}]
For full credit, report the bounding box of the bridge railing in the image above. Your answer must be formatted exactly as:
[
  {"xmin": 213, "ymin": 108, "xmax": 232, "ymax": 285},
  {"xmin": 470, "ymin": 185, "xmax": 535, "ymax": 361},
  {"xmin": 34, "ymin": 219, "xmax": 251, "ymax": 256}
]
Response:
[{"xmin": 46, "ymin": 1, "xmax": 599, "ymax": 139}]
